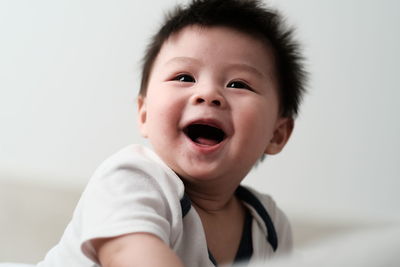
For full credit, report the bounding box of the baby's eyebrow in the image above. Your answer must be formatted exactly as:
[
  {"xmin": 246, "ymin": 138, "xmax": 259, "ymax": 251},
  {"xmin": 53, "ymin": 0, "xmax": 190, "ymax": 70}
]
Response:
[
  {"xmin": 225, "ymin": 63, "xmax": 266, "ymax": 79},
  {"xmin": 164, "ymin": 56, "xmax": 202, "ymax": 67}
]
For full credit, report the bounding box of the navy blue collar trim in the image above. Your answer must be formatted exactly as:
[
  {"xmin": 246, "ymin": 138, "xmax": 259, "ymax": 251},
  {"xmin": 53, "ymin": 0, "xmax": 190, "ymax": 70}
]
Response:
[
  {"xmin": 233, "ymin": 209, "xmax": 253, "ymax": 265},
  {"xmin": 235, "ymin": 186, "xmax": 278, "ymax": 251},
  {"xmin": 180, "ymin": 193, "xmax": 191, "ymax": 217},
  {"xmin": 208, "ymin": 250, "xmax": 218, "ymax": 266},
  {"xmin": 179, "ymin": 185, "xmax": 278, "ymax": 265},
  {"xmin": 180, "ymin": 195, "xmax": 219, "ymax": 265}
]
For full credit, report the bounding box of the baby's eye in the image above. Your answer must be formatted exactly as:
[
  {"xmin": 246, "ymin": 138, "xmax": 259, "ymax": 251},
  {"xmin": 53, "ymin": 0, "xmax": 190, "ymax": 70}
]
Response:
[
  {"xmin": 226, "ymin": 81, "xmax": 253, "ymax": 91},
  {"xmin": 173, "ymin": 74, "xmax": 196, "ymax": 83}
]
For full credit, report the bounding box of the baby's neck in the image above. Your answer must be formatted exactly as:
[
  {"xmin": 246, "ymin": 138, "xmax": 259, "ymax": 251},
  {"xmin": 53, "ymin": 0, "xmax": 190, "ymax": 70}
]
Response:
[
  {"xmin": 186, "ymin": 185, "xmax": 247, "ymax": 265},
  {"xmin": 184, "ymin": 181, "xmax": 238, "ymax": 212}
]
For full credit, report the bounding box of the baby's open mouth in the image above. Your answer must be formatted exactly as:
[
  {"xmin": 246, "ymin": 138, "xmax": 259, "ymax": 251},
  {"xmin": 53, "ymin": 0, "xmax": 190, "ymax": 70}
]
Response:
[{"xmin": 183, "ymin": 123, "xmax": 226, "ymax": 146}]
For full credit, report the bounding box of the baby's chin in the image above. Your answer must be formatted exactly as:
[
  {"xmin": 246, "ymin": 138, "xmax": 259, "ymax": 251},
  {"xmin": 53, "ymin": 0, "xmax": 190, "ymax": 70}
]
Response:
[{"xmin": 174, "ymin": 169, "xmax": 217, "ymax": 183}]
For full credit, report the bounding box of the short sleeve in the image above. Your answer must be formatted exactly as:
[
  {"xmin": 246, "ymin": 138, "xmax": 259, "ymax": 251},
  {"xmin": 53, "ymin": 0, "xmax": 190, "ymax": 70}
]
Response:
[{"xmin": 78, "ymin": 145, "xmax": 184, "ymax": 264}]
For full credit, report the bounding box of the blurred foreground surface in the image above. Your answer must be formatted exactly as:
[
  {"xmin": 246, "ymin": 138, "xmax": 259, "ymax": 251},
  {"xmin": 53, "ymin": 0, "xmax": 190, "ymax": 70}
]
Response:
[{"xmin": 1, "ymin": 180, "xmax": 399, "ymax": 266}]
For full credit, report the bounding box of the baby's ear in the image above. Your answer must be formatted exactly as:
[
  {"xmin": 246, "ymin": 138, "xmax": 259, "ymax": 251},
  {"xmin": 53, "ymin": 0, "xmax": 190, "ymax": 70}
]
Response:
[
  {"xmin": 265, "ymin": 117, "xmax": 294, "ymax": 155},
  {"xmin": 137, "ymin": 96, "xmax": 148, "ymax": 138}
]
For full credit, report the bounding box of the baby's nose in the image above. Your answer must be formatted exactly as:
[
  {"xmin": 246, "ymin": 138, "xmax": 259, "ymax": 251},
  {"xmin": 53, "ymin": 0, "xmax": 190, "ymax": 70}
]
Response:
[
  {"xmin": 194, "ymin": 96, "xmax": 222, "ymax": 106},
  {"xmin": 190, "ymin": 91, "xmax": 226, "ymax": 108}
]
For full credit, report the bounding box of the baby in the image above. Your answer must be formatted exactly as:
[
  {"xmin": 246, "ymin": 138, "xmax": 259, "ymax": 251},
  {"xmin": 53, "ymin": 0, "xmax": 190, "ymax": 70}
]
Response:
[{"xmin": 38, "ymin": 0, "xmax": 306, "ymax": 266}]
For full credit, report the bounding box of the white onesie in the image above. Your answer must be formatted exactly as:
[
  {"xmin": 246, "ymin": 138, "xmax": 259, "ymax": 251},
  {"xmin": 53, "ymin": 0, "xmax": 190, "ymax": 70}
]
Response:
[{"xmin": 37, "ymin": 144, "xmax": 292, "ymax": 267}]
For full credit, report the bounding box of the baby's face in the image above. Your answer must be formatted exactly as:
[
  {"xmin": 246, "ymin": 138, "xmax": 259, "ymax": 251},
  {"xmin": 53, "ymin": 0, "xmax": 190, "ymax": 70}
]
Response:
[{"xmin": 138, "ymin": 25, "xmax": 290, "ymax": 186}]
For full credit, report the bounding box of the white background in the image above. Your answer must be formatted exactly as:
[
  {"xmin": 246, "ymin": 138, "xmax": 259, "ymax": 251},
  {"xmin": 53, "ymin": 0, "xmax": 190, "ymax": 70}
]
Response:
[{"xmin": 1, "ymin": 0, "xmax": 399, "ymax": 221}]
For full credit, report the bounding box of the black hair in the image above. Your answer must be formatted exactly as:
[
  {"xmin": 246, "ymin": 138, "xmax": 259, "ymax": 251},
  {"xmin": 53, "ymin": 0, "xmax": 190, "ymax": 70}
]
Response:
[{"xmin": 139, "ymin": 0, "xmax": 307, "ymax": 118}]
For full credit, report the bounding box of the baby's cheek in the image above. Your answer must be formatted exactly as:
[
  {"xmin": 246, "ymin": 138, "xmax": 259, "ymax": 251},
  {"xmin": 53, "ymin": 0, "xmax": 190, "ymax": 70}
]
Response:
[
  {"xmin": 149, "ymin": 103, "xmax": 180, "ymax": 131},
  {"xmin": 239, "ymin": 107, "xmax": 273, "ymax": 146}
]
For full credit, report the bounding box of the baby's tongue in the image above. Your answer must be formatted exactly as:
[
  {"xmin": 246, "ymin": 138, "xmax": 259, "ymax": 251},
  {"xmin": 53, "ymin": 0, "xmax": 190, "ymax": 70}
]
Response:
[{"xmin": 195, "ymin": 137, "xmax": 218, "ymax": 146}]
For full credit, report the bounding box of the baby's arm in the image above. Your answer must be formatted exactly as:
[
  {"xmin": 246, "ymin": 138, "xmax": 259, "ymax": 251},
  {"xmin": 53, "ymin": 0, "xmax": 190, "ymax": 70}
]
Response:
[{"xmin": 93, "ymin": 233, "xmax": 184, "ymax": 267}]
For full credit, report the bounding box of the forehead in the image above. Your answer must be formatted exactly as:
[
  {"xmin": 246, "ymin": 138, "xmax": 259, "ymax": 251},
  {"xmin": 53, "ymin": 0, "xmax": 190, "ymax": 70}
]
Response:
[{"xmin": 154, "ymin": 25, "xmax": 276, "ymax": 79}]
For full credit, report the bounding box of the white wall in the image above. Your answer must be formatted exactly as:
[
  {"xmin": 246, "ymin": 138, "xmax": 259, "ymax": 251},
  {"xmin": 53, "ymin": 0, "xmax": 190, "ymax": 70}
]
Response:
[{"xmin": 1, "ymin": 0, "xmax": 399, "ymax": 220}]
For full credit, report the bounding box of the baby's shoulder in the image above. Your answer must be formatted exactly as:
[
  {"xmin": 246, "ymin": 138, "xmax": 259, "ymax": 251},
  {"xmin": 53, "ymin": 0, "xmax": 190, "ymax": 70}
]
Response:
[
  {"xmin": 87, "ymin": 144, "xmax": 185, "ymax": 198},
  {"xmin": 238, "ymin": 185, "xmax": 293, "ymax": 253},
  {"xmin": 238, "ymin": 185, "xmax": 290, "ymax": 234},
  {"xmin": 238, "ymin": 185, "xmax": 277, "ymax": 213},
  {"xmin": 94, "ymin": 144, "xmax": 173, "ymax": 175}
]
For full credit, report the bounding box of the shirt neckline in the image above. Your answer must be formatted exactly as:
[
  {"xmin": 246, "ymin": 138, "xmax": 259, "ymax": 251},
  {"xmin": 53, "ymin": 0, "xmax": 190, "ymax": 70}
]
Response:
[{"xmin": 180, "ymin": 185, "xmax": 278, "ymax": 266}]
